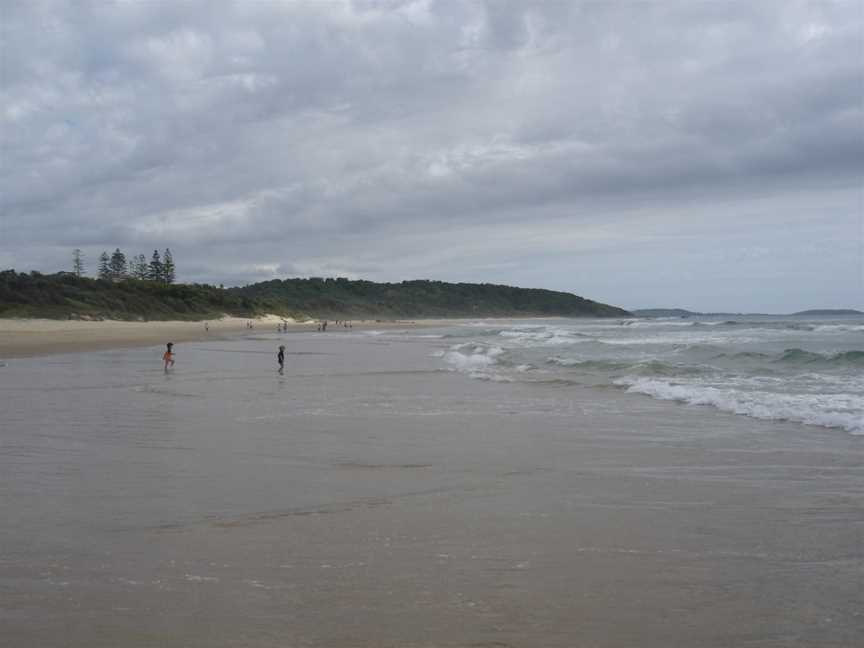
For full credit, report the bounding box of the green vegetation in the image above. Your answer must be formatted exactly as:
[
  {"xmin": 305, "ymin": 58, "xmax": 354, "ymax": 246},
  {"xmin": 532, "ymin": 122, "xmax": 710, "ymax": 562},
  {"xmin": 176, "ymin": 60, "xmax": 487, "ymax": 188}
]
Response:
[
  {"xmin": 0, "ymin": 270, "xmax": 631, "ymax": 320},
  {"xmin": 0, "ymin": 271, "xmax": 241, "ymax": 320},
  {"xmin": 238, "ymin": 278, "xmax": 630, "ymax": 318}
]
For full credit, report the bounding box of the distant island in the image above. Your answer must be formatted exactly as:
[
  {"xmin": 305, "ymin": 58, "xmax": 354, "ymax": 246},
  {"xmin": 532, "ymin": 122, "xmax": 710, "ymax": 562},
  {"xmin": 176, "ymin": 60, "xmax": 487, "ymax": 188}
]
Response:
[
  {"xmin": 631, "ymin": 308, "xmax": 697, "ymax": 318},
  {"xmin": 632, "ymin": 308, "xmax": 863, "ymax": 318},
  {"xmin": 790, "ymin": 309, "xmax": 863, "ymax": 316},
  {"xmin": 0, "ymin": 270, "xmax": 631, "ymax": 320}
]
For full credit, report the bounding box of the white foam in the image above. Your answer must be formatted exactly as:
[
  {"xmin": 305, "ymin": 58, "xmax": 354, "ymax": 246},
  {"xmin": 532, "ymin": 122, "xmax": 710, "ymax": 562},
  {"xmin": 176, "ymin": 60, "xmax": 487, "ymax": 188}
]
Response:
[
  {"xmin": 443, "ymin": 350, "xmax": 496, "ymax": 371},
  {"xmin": 469, "ymin": 372, "xmax": 514, "ymax": 383},
  {"xmin": 498, "ymin": 327, "xmax": 591, "ymax": 347},
  {"xmin": 443, "ymin": 343, "xmax": 501, "ymax": 370},
  {"xmin": 615, "ymin": 376, "xmax": 864, "ymax": 435},
  {"xmin": 441, "ymin": 343, "xmax": 512, "ymax": 382},
  {"xmin": 813, "ymin": 324, "xmax": 864, "ymax": 333}
]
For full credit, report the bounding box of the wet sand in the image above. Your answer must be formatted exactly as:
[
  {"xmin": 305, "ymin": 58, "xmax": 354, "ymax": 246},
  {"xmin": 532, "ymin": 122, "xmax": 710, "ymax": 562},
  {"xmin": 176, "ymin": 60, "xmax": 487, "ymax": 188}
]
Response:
[{"xmin": 1, "ymin": 330, "xmax": 862, "ymax": 647}]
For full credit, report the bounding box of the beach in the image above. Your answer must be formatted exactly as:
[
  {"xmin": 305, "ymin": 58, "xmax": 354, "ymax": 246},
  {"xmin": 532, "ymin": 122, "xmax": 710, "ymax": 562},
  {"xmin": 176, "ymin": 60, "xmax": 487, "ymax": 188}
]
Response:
[
  {"xmin": 1, "ymin": 321, "xmax": 862, "ymax": 647},
  {"xmin": 0, "ymin": 316, "xmax": 424, "ymax": 358}
]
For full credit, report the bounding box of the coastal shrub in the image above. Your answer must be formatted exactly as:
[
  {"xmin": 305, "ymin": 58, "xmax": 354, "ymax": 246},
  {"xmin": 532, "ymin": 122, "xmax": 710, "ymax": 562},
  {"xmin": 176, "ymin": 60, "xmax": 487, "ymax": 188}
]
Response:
[{"xmin": 0, "ymin": 269, "xmax": 630, "ymax": 319}]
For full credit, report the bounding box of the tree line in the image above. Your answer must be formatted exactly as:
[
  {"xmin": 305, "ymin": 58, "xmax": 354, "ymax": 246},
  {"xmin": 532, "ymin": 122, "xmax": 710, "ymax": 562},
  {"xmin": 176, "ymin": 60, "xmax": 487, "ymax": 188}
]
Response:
[{"xmin": 73, "ymin": 248, "xmax": 176, "ymax": 284}]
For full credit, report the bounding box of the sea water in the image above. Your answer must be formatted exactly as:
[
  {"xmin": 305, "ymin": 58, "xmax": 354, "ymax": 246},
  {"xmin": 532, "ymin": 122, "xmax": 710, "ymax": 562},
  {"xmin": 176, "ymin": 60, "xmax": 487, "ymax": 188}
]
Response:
[{"xmin": 375, "ymin": 315, "xmax": 864, "ymax": 435}]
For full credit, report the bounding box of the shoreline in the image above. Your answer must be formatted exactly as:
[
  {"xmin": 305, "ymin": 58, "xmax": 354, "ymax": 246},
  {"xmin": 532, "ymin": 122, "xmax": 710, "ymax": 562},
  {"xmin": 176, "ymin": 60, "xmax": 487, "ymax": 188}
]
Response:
[{"xmin": 0, "ymin": 315, "xmax": 433, "ymax": 359}]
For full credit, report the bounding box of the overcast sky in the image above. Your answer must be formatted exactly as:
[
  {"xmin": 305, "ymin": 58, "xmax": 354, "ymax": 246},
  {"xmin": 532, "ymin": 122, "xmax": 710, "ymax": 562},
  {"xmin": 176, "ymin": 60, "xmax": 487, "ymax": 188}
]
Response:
[{"xmin": 1, "ymin": 0, "xmax": 862, "ymax": 312}]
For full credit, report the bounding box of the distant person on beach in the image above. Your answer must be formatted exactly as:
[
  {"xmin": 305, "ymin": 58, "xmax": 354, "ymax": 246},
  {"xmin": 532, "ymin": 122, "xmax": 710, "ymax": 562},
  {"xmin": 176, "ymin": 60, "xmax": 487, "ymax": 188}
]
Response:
[
  {"xmin": 204, "ymin": 322, "xmax": 209, "ymax": 332},
  {"xmin": 277, "ymin": 345, "xmax": 285, "ymax": 374},
  {"xmin": 163, "ymin": 343, "xmax": 175, "ymax": 371}
]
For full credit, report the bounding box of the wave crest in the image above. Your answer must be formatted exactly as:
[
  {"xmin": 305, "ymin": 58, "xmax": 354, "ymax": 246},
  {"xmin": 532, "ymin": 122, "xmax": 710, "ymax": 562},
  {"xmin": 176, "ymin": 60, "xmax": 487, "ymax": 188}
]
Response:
[{"xmin": 615, "ymin": 377, "xmax": 864, "ymax": 434}]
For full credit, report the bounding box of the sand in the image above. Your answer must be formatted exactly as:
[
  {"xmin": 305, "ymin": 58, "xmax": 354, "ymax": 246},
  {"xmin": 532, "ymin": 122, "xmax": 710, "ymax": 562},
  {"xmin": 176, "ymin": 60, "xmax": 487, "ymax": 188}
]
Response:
[{"xmin": 0, "ymin": 315, "xmax": 425, "ymax": 358}]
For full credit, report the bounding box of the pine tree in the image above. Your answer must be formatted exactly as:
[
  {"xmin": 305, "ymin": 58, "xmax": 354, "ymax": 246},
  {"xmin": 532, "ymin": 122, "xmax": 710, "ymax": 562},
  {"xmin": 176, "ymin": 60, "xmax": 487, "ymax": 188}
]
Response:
[
  {"xmin": 128, "ymin": 255, "xmax": 139, "ymax": 279},
  {"xmin": 132, "ymin": 254, "xmax": 148, "ymax": 280},
  {"xmin": 163, "ymin": 248, "xmax": 176, "ymax": 284},
  {"xmin": 72, "ymin": 249, "xmax": 85, "ymax": 277},
  {"xmin": 148, "ymin": 250, "xmax": 163, "ymax": 282},
  {"xmin": 98, "ymin": 252, "xmax": 111, "ymax": 280},
  {"xmin": 109, "ymin": 248, "xmax": 127, "ymax": 280}
]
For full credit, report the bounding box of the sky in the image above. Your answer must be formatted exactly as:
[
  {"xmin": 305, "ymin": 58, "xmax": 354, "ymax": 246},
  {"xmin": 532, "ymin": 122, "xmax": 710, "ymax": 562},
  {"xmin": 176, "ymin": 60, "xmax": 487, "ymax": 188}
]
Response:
[{"xmin": 1, "ymin": 0, "xmax": 862, "ymax": 313}]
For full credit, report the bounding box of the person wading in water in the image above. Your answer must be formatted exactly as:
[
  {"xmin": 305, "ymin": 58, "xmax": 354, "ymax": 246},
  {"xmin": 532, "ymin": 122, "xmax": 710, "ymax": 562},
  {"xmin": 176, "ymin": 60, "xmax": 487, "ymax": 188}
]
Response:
[{"xmin": 163, "ymin": 343, "xmax": 175, "ymax": 371}]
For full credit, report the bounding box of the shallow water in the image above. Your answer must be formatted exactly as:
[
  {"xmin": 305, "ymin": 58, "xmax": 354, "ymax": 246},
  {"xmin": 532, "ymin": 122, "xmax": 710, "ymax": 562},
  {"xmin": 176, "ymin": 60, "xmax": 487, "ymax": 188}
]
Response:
[{"xmin": 1, "ymin": 324, "xmax": 863, "ymax": 647}]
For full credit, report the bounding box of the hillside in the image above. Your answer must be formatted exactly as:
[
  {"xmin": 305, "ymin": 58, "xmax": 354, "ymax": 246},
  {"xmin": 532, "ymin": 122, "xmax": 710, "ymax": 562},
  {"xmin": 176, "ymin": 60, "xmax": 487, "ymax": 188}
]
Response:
[{"xmin": 0, "ymin": 271, "xmax": 630, "ymax": 320}]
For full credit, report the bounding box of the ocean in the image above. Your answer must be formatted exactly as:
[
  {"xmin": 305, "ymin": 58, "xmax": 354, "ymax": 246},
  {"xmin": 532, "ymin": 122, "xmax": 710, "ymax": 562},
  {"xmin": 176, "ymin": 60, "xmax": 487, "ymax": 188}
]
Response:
[
  {"xmin": 412, "ymin": 315, "xmax": 864, "ymax": 435},
  {"xmin": 1, "ymin": 317, "xmax": 862, "ymax": 647}
]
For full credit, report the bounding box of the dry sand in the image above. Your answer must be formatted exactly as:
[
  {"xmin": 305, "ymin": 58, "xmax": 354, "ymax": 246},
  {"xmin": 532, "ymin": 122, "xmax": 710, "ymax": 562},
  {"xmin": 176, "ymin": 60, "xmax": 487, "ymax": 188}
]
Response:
[{"xmin": 0, "ymin": 315, "xmax": 427, "ymax": 358}]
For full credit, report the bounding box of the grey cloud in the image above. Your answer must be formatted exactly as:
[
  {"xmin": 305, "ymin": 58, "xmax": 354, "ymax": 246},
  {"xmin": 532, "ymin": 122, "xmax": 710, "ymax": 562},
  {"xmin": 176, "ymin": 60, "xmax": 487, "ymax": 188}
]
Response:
[{"xmin": 1, "ymin": 0, "xmax": 862, "ymax": 312}]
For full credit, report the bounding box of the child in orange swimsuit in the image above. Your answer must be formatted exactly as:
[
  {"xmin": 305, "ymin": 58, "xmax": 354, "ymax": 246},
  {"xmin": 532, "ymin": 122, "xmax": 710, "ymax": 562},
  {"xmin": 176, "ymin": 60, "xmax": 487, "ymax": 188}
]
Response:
[{"xmin": 163, "ymin": 342, "xmax": 175, "ymax": 371}]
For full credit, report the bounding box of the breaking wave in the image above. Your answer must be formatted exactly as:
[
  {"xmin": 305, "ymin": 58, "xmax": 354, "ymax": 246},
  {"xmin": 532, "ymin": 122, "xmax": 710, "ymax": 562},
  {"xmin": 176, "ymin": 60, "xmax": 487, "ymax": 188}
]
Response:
[
  {"xmin": 441, "ymin": 343, "xmax": 511, "ymax": 382},
  {"xmin": 430, "ymin": 316, "xmax": 864, "ymax": 435},
  {"xmin": 615, "ymin": 377, "xmax": 864, "ymax": 435}
]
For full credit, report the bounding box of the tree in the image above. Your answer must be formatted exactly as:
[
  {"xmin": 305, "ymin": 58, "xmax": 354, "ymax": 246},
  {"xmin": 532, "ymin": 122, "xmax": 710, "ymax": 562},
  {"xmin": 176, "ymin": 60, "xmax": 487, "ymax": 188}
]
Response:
[
  {"xmin": 98, "ymin": 251, "xmax": 111, "ymax": 280},
  {"xmin": 72, "ymin": 249, "xmax": 85, "ymax": 277},
  {"xmin": 127, "ymin": 255, "xmax": 139, "ymax": 279},
  {"xmin": 131, "ymin": 254, "xmax": 148, "ymax": 280},
  {"xmin": 148, "ymin": 250, "xmax": 163, "ymax": 282},
  {"xmin": 163, "ymin": 248, "xmax": 176, "ymax": 284},
  {"xmin": 109, "ymin": 248, "xmax": 127, "ymax": 280}
]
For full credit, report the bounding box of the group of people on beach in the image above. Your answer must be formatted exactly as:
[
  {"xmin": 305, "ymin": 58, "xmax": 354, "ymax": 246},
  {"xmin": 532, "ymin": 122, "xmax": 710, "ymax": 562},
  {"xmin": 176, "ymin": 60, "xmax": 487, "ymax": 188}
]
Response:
[
  {"xmin": 316, "ymin": 319, "xmax": 351, "ymax": 332},
  {"xmin": 163, "ymin": 318, "xmax": 358, "ymax": 373},
  {"xmin": 198, "ymin": 319, "xmax": 351, "ymax": 335}
]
